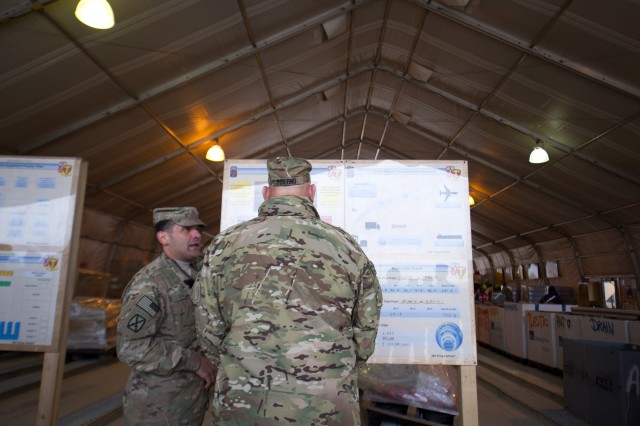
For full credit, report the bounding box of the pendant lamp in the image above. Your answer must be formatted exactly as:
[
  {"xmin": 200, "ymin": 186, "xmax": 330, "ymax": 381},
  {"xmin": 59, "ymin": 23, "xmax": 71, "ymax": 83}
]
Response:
[
  {"xmin": 206, "ymin": 140, "xmax": 225, "ymax": 162},
  {"xmin": 75, "ymin": 0, "xmax": 114, "ymax": 29},
  {"xmin": 529, "ymin": 141, "xmax": 549, "ymax": 164}
]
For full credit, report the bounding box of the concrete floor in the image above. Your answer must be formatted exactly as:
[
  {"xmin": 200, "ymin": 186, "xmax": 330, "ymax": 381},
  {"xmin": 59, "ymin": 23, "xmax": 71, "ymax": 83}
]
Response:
[{"xmin": 0, "ymin": 348, "xmax": 573, "ymax": 426}]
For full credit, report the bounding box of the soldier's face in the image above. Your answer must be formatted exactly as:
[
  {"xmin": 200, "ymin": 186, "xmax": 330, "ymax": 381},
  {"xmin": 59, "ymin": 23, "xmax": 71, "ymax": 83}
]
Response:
[{"xmin": 158, "ymin": 223, "xmax": 202, "ymax": 262}]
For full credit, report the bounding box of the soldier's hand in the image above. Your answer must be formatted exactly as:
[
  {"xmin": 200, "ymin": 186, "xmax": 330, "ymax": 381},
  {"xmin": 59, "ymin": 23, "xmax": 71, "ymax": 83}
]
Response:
[{"xmin": 196, "ymin": 355, "xmax": 216, "ymax": 389}]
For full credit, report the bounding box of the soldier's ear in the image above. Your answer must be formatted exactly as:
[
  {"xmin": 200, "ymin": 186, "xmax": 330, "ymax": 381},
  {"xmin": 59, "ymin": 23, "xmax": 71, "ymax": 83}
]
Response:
[
  {"xmin": 307, "ymin": 184, "xmax": 316, "ymax": 203},
  {"xmin": 157, "ymin": 230, "xmax": 169, "ymax": 246}
]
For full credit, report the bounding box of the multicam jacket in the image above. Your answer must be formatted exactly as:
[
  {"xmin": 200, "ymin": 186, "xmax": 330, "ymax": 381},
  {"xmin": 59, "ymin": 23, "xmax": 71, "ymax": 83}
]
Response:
[
  {"xmin": 116, "ymin": 253, "xmax": 209, "ymax": 426},
  {"xmin": 193, "ymin": 195, "xmax": 383, "ymax": 425}
]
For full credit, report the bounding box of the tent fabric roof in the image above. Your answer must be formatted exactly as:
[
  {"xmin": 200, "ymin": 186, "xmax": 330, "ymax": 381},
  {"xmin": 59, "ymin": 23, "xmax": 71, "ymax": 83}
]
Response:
[{"xmin": 1, "ymin": 0, "xmax": 639, "ymax": 285}]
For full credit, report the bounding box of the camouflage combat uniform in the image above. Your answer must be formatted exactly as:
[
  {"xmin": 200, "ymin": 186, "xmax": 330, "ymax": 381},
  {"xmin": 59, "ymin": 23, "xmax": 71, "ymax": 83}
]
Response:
[
  {"xmin": 193, "ymin": 195, "xmax": 382, "ymax": 425},
  {"xmin": 117, "ymin": 252, "xmax": 209, "ymax": 425}
]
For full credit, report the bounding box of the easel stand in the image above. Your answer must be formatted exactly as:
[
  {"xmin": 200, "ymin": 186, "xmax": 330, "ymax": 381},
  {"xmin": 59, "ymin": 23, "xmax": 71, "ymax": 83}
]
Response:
[
  {"xmin": 36, "ymin": 161, "xmax": 86, "ymax": 425},
  {"xmin": 0, "ymin": 157, "xmax": 87, "ymax": 426},
  {"xmin": 37, "ymin": 352, "xmax": 68, "ymax": 425},
  {"xmin": 454, "ymin": 365, "xmax": 479, "ymax": 426}
]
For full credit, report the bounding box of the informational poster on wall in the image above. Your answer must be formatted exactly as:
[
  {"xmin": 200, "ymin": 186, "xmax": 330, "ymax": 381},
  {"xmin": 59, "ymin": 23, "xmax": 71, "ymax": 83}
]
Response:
[
  {"xmin": 0, "ymin": 157, "xmax": 86, "ymax": 352},
  {"xmin": 220, "ymin": 159, "xmax": 476, "ymax": 365}
]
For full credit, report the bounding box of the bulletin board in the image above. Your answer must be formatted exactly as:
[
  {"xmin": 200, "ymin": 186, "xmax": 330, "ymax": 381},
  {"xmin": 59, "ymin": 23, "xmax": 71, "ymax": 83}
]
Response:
[
  {"xmin": 0, "ymin": 156, "xmax": 87, "ymax": 353},
  {"xmin": 220, "ymin": 159, "xmax": 477, "ymax": 365}
]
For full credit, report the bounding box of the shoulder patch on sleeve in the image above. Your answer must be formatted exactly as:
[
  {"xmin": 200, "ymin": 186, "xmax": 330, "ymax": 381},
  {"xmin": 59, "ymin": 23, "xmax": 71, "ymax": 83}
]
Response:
[
  {"xmin": 136, "ymin": 296, "xmax": 159, "ymax": 317},
  {"xmin": 127, "ymin": 314, "xmax": 147, "ymax": 332}
]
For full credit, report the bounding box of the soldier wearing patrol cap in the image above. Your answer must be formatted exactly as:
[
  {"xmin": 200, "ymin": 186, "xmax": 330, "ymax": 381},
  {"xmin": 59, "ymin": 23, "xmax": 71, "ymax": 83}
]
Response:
[
  {"xmin": 266, "ymin": 156, "xmax": 312, "ymax": 186},
  {"xmin": 193, "ymin": 158, "xmax": 382, "ymax": 425},
  {"xmin": 117, "ymin": 207, "xmax": 215, "ymax": 426}
]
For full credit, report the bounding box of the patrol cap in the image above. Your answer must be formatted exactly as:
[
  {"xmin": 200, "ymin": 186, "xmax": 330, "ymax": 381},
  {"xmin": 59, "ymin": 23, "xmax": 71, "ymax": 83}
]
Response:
[
  {"xmin": 152, "ymin": 207, "xmax": 205, "ymax": 227},
  {"xmin": 267, "ymin": 157, "xmax": 312, "ymax": 187}
]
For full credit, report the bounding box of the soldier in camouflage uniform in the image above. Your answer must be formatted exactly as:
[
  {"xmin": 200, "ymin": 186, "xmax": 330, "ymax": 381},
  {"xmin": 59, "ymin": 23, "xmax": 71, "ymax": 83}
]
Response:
[
  {"xmin": 192, "ymin": 158, "xmax": 383, "ymax": 425},
  {"xmin": 117, "ymin": 207, "xmax": 216, "ymax": 425}
]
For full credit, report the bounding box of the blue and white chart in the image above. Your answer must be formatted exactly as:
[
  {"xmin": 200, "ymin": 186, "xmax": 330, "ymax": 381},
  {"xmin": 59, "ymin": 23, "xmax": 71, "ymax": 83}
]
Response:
[
  {"xmin": 0, "ymin": 157, "xmax": 81, "ymax": 349},
  {"xmin": 220, "ymin": 159, "xmax": 476, "ymax": 365}
]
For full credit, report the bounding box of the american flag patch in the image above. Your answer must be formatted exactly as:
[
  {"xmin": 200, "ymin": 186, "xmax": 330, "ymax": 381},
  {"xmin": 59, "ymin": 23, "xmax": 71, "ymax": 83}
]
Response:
[{"xmin": 136, "ymin": 296, "xmax": 159, "ymax": 317}]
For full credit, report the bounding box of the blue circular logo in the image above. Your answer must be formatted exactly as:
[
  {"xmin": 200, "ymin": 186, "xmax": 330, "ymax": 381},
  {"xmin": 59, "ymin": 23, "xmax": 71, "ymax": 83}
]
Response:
[{"xmin": 435, "ymin": 322, "xmax": 463, "ymax": 352}]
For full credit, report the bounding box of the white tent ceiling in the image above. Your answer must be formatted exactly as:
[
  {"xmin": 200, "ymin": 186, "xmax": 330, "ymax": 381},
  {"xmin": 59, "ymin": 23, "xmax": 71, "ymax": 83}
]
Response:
[{"xmin": 1, "ymin": 0, "xmax": 639, "ymax": 288}]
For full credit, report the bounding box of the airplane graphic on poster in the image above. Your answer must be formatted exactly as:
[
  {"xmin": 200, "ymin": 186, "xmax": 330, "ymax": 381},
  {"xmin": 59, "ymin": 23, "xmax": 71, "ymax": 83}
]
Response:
[{"xmin": 439, "ymin": 185, "xmax": 457, "ymax": 202}]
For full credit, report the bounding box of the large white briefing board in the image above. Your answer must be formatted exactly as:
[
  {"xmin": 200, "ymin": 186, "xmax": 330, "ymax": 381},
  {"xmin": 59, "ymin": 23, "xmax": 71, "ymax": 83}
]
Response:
[
  {"xmin": 0, "ymin": 156, "xmax": 86, "ymax": 352},
  {"xmin": 221, "ymin": 159, "xmax": 477, "ymax": 365}
]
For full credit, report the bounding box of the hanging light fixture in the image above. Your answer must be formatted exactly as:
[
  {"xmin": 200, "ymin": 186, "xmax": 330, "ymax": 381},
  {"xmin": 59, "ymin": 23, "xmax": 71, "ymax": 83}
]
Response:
[
  {"xmin": 529, "ymin": 140, "xmax": 549, "ymax": 164},
  {"xmin": 206, "ymin": 139, "xmax": 225, "ymax": 162},
  {"xmin": 469, "ymin": 195, "xmax": 475, "ymax": 206},
  {"xmin": 75, "ymin": 0, "xmax": 115, "ymax": 29}
]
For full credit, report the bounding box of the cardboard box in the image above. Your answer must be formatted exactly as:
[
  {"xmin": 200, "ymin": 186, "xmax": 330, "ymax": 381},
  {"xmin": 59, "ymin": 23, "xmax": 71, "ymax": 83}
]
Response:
[
  {"xmin": 562, "ymin": 339, "xmax": 589, "ymax": 421},
  {"xmin": 67, "ymin": 297, "xmax": 121, "ymax": 350},
  {"xmin": 526, "ymin": 311, "xmax": 556, "ymax": 368},
  {"xmin": 620, "ymin": 289, "xmax": 638, "ymax": 311},
  {"xmin": 588, "ymin": 281, "xmax": 604, "ymax": 307},
  {"xmin": 577, "ymin": 283, "xmax": 590, "ymax": 307},
  {"xmin": 629, "ymin": 321, "xmax": 640, "ymax": 345},
  {"xmin": 555, "ymin": 313, "xmax": 582, "ymax": 368},
  {"xmin": 475, "ymin": 305, "xmax": 490, "ymax": 344},
  {"xmin": 488, "ymin": 306, "xmax": 505, "ymax": 351},
  {"xmin": 564, "ymin": 339, "xmax": 640, "ymax": 425},
  {"xmin": 584, "ymin": 341, "xmax": 640, "ymax": 425},
  {"xmin": 503, "ymin": 302, "xmax": 532, "ymax": 359},
  {"xmin": 580, "ymin": 316, "xmax": 629, "ymax": 344}
]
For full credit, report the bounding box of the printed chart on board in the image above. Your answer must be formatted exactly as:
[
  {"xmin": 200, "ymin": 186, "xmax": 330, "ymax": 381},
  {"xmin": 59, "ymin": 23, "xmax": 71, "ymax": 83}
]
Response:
[
  {"xmin": 220, "ymin": 159, "xmax": 476, "ymax": 365},
  {"xmin": 0, "ymin": 158, "xmax": 80, "ymax": 347}
]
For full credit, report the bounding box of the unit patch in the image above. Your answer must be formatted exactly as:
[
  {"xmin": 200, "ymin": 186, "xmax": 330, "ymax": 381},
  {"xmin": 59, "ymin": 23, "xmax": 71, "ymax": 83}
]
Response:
[
  {"xmin": 127, "ymin": 314, "xmax": 146, "ymax": 332},
  {"xmin": 136, "ymin": 296, "xmax": 159, "ymax": 317}
]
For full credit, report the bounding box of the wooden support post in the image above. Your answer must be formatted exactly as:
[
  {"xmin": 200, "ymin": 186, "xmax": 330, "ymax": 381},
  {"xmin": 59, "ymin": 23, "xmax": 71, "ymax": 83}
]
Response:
[
  {"xmin": 35, "ymin": 161, "xmax": 87, "ymax": 425},
  {"xmin": 453, "ymin": 365, "xmax": 479, "ymax": 426},
  {"xmin": 37, "ymin": 352, "xmax": 67, "ymax": 425}
]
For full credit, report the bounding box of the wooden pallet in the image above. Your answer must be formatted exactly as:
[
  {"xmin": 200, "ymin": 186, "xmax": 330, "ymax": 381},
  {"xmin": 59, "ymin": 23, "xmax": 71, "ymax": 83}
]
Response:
[
  {"xmin": 360, "ymin": 365, "xmax": 478, "ymax": 426},
  {"xmin": 360, "ymin": 399, "xmax": 454, "ymax": 426}
]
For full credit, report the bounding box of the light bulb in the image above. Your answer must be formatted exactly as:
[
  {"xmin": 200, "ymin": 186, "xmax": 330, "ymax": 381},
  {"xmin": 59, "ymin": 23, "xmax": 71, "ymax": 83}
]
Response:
[
  {"xmin": 206, "ymin": 143, "xmax": 225, "ymax": 162},
  {"xmin": 529, "ymin": 146, "xmax": 549, "ymax": 164},
  {"xmin": 75, "ymin": 0, "xmax": 115, "ymax": 30}
]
